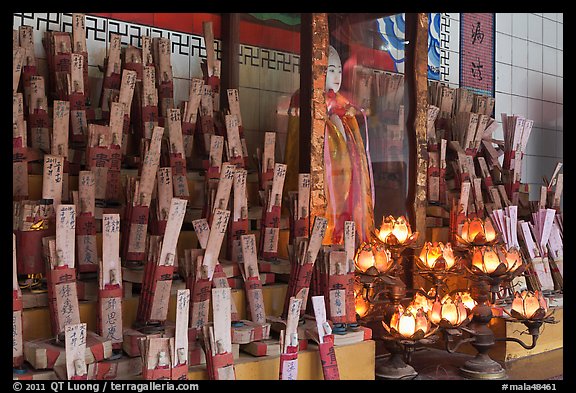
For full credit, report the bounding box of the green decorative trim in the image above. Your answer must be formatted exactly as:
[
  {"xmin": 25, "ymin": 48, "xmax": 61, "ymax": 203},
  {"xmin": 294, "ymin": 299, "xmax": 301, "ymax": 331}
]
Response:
[{"xmin": 248, "ymin": 13, "xmax": 301, "ymax": 26}]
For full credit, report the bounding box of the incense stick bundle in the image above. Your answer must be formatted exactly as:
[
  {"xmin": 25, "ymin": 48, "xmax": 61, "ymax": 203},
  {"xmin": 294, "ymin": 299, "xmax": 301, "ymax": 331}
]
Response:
[
  {"xmin": 14, "ymin": 200, "xmax": 54, "ymax": 276},
  {"xmin": 181, "ymin": 78, "xmax": 203, "ymax": 166},
  {"xmin": 100, "ymin": 33, "xmax": 122, "ymax": 120},
  {"xmin": 227, "ymin": 168, "xmax": 248, "ymax": 263},
  {"xmin": 71, "ymin": 14, "xmax": 90, "ymax": 103},
  {"xmin": 13, "ymin": 234, "xmax": 24, "ymax": 368},
  {"xmin": 279, "ymin": 297, "xmax": 302, "ymax": 380},
  {"xmin": 19, "ymin": 26, "xmax": 39, "ymax": 113},
  {"xmin": 75, "ymin": 170, "xmax": 98, "ymax": 273},
  {"xmin": 153, "ymin": 37, "xmax": 174, "ymax": 119},
  {"xmin": 500, "ymin": 113, "xmax": 534, "ymax": 204},
  {"xmin": 201, "ymin": 287, "xmax": 236, "ymax": 380},
  {"xmin": 165, "ymin": 108, "xmax": 190, "ymax": 199},
  {"xmin": 98, "ymin": 214, "xmax": 123, "ymax": 351},
  {"xmin": 259, "ymin": 163, "xmax": 287, "ymax": 260},
  {"xmin": 283, "ymin": 216, "xmax": 328, "ymax": 318},
  {"xmin": 309, "ymin": 296, "xmax": 340, "ymax": 380},
  {"xmin": 227, "ymin": 89, "xmax": 248, "ymax": 164},
  {"xmin": 136, "ymin": 198, "xmax": 187, "ymax": 325},
  {"xmin": 13, "ymin": 93, "xmax": 30, "ymax": 200},
  {"xmin": 121, "ymin": 127, "xmax": 163, "ymax": 266}
]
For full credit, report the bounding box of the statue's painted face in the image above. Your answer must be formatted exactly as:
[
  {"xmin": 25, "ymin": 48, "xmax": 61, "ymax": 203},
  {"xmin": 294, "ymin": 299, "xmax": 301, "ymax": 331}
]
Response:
[{"xmin": 326, "ymin": 46, "xmax": 342, "ymax": 93}]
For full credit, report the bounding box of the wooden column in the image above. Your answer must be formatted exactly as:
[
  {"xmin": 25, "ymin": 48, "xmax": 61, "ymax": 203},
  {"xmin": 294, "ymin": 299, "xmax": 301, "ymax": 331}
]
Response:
[
  {"xmin": 220, "ymin": 13, "xmax": 240, "ymax": 110},
  {"xmin": 405, "ymin": 13, "xmax": 428, "ymax": 249},
  {"xmin": 301, "ymin": 13, "xmax": 329, "ymax": 230}
]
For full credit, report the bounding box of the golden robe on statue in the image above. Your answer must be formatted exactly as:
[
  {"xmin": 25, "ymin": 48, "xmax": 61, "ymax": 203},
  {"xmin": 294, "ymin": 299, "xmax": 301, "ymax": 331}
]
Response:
[{"xmin": 323, "ymin": 90, "xmax": 374, "ymax": 244}]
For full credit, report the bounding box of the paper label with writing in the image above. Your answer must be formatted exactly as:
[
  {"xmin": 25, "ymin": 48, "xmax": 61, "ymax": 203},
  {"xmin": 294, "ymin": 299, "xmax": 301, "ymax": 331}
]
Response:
[
  {"xmin": 157, "ymin": 167, "xmax": 173, "ymax": 221},
  {"xmin": 109, "ymin": 102, "xmax": 125, "ymax": 147},
  {"xmin": 227, "ymin": 89, "xmax": 242, "ymax": 127},
  {"xmin": 56, "ymin": 282, "xmax": 81, "ymax": 333},
  {"xmin": 281, "ymin": 358, "xmax": 298, "ymax": 380},
  {"xmin": 312, "ymin": 295, "xmax": 328, "ymax": 343},
  {"xmin": 247, "ymin": 287, "xmax": 266, "ymax": 324},
  {"xmin": 56, "ymin": 205, "xmax": 76, "ymax": 268},
  {"xmin": 139, "ymin": 127, "xmax": 164, "ymax": 206},
  {"xmin": 65, "ymin": 323, "xmax": 87, "ymax": 379},
  {"xmin": 77, "ymin": 235, "xmax": 98, "ymax": 268},
  {"xmin": 212, "ymin": 287, "xmax": 232, "ymax": 353},
  {"xmin": 192, "ymin": 218, "xmax": 210, "ymax": 249},
  {"xmin": 70, "ymin": 110, "xmax": 88, "ymax": 137},
  {"xmin": 92, "ymin": 166, "xmax": 108, "ymax": 200},
  {"xmin": 306, "ymin": 217, "xmax": 328, "ymax": 265},
  {"xmin": 217, "ymin": 365, "xmax": 235, "ymax": 380},
  {"xmin": 13, "ymin": 48, "xmax": 23, "ymax": 94},
  {"xmin": 43, "ymin": 155, "xmax": 64, "ymax": 203},
  {"xmin": 174, "ymin": 289, "xmax": 190, "ymax": 366},
  {"xmin": 119, "ymin": 69, "xmax": 137, "ymax": 110},
  {"xmin": 186, "ymin": 78, "xmax": 204, "ymax": 123},
  {"xmin": 285, "ymin": 297, "xmax": 302, "ymax": 352},
  {"xmin": 329, "ymin": 289, "xmax": 347, "ymax": 318},
  {"xmin": 167, "ymin": 109, "xmax": 184, "ymax": 155},
  {"xmin": 13, "ymin": 310, "xmax": 23, "ymax": 360},
  {"xmin": 262, "ymin": 227, "xmax": 280, "ymax": 253},
  {"xmin": 298, "ymin": 174, "xmax": 310, "ymax": 219},
  {"xmin": 13, "ymin": 161, "xmax": 28, "ymax": 198},
  {"xmin": 52, "ymin": 101, "xmax": 70, "ymax": 157},
  {"xmin": 263, "ymin": 132, "xmax": 276, "ymax": 173},
  {"xmin": 78, "ymin": 171, "xmax": 95, "ymax": 214},
  {"xmin": 240, "ymin": 235, "xmax": 259, "ymax": 277},
  {"xmin": 159, "ymin": 198, "xmax": 188, "ymax": 266},
  {"xmin": 13, "ymin": 234, "xmax": 19, "ymax": 292},
  {"xmin": 72, "ymin": 14, "xmax": 87, "ymax": 53},
  {"xmin": 225, "ymin": 114, "xmax": 242, "ymax": 159},
  {"xmin": 233, "ymin": 169, "xmax": 248, "ymax": 221},
  {"xmin": 209, "ymin": 135, "xmax": 224, "ymax": 169},
  {"xmin": 150, "ymin": 280, "xmax": 173, "ymax": 321},
  {"xmin": 106, "ymin": 33, "xmax": 122, "ymax": 76},
  {"xmin": 102, "ymin": 214, "xmax": 121, "ymax": 287},
  {"xmin": 71, "ymin": 53, "xmax": 84, "ymax": 94},
  {"xmin": 100, "ymin": 297, "xmax": 122, "ymax": 344},
  {"xmin": 213, "ymin": 163, "xmax": 235, "ymax": 213},
  {"xmin": 268, "ymin": 164, "xmax": 287, "ymax": 211},
  {"xmin": 191, "ymin": 298, "xmax": 210, "ymax": 331},
  {"xmin": 204, "ymin": 209, "xmax": 230, "ymax": 280},
  {"xmin": 128, "ymin": 222, "xmax": 148, "ymax": 254}
]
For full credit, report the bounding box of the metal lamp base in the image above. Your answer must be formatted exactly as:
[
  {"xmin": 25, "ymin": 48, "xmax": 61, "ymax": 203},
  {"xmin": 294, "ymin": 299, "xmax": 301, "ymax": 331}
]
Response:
[
  {"xmin": 459, "ymin": 354, "xmax": 507, "ymax": 380},
  {"xmin": 375, "ymin": 354, "xmax": 418, "ymax": 380}
]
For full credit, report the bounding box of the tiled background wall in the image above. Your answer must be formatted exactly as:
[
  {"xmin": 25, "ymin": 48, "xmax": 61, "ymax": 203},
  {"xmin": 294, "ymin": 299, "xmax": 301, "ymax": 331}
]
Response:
[
  {"xmin": 12, "ymin": 13, "xmax": 301, "ymax": 162},
  {"xmin": 13, "ymin": 12, "xmax": 563, "ymax": 204},
  {"xmin": 494, "ymin": 13, "xmax": 563, "ymax": 202}
]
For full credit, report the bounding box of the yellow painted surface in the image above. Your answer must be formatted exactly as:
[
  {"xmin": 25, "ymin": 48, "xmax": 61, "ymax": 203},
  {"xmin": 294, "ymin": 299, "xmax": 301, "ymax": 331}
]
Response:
[
  {"xmin": 22, "ymin": 283, "xmax": 375, "ymax": 380},
  {"xmin": 187, "ymin": 340, "xmax": 375, "ymax": 380}
]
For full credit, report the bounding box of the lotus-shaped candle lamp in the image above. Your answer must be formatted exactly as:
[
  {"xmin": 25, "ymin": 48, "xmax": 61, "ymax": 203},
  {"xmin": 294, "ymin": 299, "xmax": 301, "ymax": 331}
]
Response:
[
  {"xmin": 456, "ymin": 217, "xmax": 499, "ymax": 247},
  {"xmin": 354, "ymin": 289, "xmax": 372, "ymax": 319},
  {"xmin": 375, "ymin": 215, "xmax": 419, "ymax": 248},
  {"xmin": 450, "ymin": 290, "xmax": 477, "ymax": 312},
  {"xmin": 355, "ymin": 242, "xmax": 376, "ymax": 273},
  {"xmin": 354, "ymin": 242, "xmax": 394, "ymax": 276},
  {"xmin": 410, "ymin": 290, "xmax": 434, "ymax": 314},
  {"xmin": 505, "ymin": 290, "xmax": 554, "ymax": 323},
  {"xmin": 383, "ymin": 305, "xmax": 437, "ymax": 341},
  {"xmin": 416, "ymin": 241, "xmax": 458, "ymax": 272},
  {"xmin": 429, "ymin": 294, "xmax": 473, "ymax": 328},
  {"xmin": 468, "ymin": 245, "xmax": 525, "ymax": 281}
]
